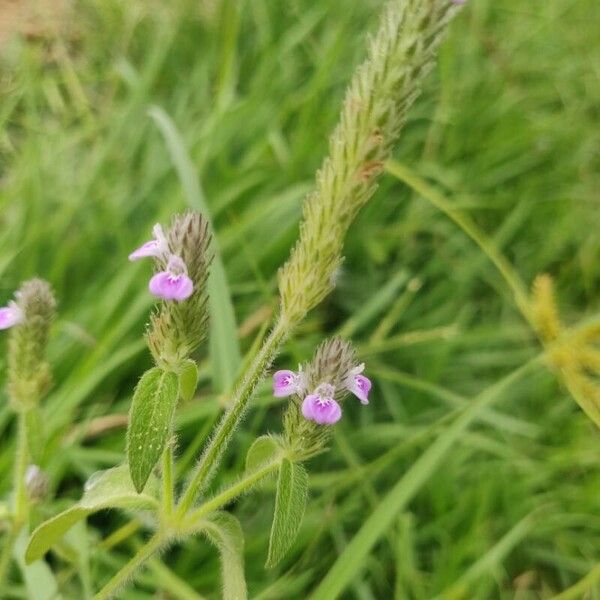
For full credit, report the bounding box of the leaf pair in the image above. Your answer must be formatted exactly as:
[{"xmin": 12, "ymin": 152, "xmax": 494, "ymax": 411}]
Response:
[{"xmin": 127, "ymin": 360, "xmax": 198, "ymax": 493}]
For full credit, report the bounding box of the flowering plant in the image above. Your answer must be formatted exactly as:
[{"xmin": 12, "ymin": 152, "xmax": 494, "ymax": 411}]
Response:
[{"xmin": 0, "ymin": 1, "xmax": 479, "ymax": 598}]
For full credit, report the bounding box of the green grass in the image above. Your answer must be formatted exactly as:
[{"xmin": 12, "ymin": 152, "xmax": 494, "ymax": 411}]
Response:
[{"xmin": 1, "ymin": 0, "xmax": 599, "ymax": 598}]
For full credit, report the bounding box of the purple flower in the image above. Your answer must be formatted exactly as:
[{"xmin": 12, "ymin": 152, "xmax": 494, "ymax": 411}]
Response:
[
  {"xmin": 0, "ymin": 301, "xmax": 24, "ymax": 330},
  {"xmin": 149, "ymin": 255, "xmax": 194, "ymax": 301},
  {"xmin": 129, "ymin": 224, "xmax": 169, "ymax": 261},
  {"xmin": 301, "ymin": 384, "xmax": 342, "ymax": 425},
  {"xmin": 345, "ymin": 363, "xmax": 371, "ymax": 405},
  {"xmin": 452, "ymin": 0, "xmax": 466, "ymax": 4},
  {"xmin": 273, "ymin": 369, "xmax": 306, "ymax": 397}
]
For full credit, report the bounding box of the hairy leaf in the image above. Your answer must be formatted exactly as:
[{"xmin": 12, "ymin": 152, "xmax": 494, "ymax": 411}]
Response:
[
  {"xmin": 245, "ymin": 435, "xmax": 282, "ymax": 474},
  {"xmin": 26, "ymin": 465, "xmax": 159, "ymax": 564},
  {"xmin": 266, "ymin": 458, "xmax": 308, "ymax": 568},
  {"xmin": 127, "ymin": 367, "xmax": 179, "ymax": 493}
]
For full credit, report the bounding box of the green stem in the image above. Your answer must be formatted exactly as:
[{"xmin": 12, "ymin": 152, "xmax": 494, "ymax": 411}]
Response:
[
  {"xmin": 162, "ymin": 443, "xmax": 174, "ymax": 518},
  {"xmin": 176, "ymin": 317, "xmax": 289, "ymax": 517},
  {"xmin": 94, "ymin": 533, "xmax": 165, "ymax": 600},
  {"xmin": 13, "ymin": 413, "xmax": 29, "ymax": 526},
  {"xmin": 0, "ymin": 413, "xmax": 30, "ymax": 587},
  {"xmin": 184, "ymin": 459, "xmax": 281, "ymax": 529}
]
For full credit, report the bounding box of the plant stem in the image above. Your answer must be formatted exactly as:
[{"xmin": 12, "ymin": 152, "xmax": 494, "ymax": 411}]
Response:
[
  {"xmin": 94, "ymin": 533, "xmax": 165, "ymax": 600},
  {"xmin": 162, "ymin": 443, "xmax": 174, "ymax": 518},
  {"xmin": 13, "ymin": 413, "xmax": 29, "ymax": 526},
  {"xmin": 176, "ymin": 317, "xmax": 289, "ymax": 517},
  {"xmin": 0, "ymin": 413, "xmax": 30, "ymax": 587},
  {"xmin": 184, "ymin": 459, "xmax": 281, "ymax": 529}
]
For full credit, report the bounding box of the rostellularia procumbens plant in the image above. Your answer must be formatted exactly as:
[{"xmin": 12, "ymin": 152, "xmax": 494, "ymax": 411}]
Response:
[
  {"xmin": 0, "ymin": 279, "xmax": 56, "ymax": 584},
  {"xmin": 19, "ymin": 1, "xmax": 466, "ymax": 597}
]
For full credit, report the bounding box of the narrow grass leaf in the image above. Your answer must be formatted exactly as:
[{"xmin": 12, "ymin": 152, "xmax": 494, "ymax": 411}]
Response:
[{"xmin": 309, "ymin": 359, "xmax": 537, "ymax": 600}]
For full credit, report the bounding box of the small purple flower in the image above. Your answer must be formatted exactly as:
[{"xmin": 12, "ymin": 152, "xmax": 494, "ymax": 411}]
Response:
[
  {"xmin": 129, "ymin": 224, "xmax": 169, "ymax": 261},
  {"xmin": 452, "ymin": 0, "xmax": 466, "ymax": 4},
  {"xmin": 301, "ymin": 383, "xmax": 342, "ymax": 425},
  {"xmin": 345, "ymin": 363, "xmax": 371, "ymax": 405},
  {"xmin": 149, "ymin": 255, "xmax": 194, "ymax": 301},
  {"xmin": 0, "ymin": 301, "xmax": 24, "ymax": 330},
  {"xmin": 273, "ymin": 368, "xmax": 306, "ymax": 397}
]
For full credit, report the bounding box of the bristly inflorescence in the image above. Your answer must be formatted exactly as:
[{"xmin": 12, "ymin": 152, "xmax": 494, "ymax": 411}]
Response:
[
  {"xmin": 278, "ymin": 0, "xmax": 463, "ymax": 324},
  {"xmin": 130, "ymin": 211, "xmax": 212, "ymax": 368},
  {"xmin": 275, "ymin": 338, "xmax": 371, "ymax": 460},
  {"xmin": 4, "ymin": 279, "xmax": 56, "ymax": 411}
]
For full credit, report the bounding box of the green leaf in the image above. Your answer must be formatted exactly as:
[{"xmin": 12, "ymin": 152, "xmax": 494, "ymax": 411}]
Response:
[
  {"xmin": 266, "ymin": 458, "xmax": 308, "ymax": 568},
  {"xmin": 15, "ymin": 529, "xmax": 63, "ymax": 600},
  {"xmin": 245, "ymin": 435, "xmax": 282, "ymax": 474},
  {"xmin": 148, "ymin": 105, "xmax": 242, "ymax": 393},
  {"xmin": 178, "ymin": 359, "xmax": 199, "ymax": 403},
  {"xmin": 127, "ymin": 367, "xmax": 179, "ymax": 493},
  {"xmin": 26, "ymin": 465, "xmax": 159, "ymax": 564},
  {"xmin": 200, "ymin": 512, "xmax": 247, "ymax": 600}
]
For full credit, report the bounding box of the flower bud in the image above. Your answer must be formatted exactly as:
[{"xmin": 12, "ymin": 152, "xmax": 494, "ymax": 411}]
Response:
[{"xmin": 25, "ymin": 464, "xmax": 50, "ymax": 502}]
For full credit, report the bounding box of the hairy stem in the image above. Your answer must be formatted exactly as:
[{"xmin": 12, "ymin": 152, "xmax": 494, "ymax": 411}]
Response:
[
  {"xmin": 94, "ymin": 533, "xmax": 165, "ymax": 600},
  {"xmin": 176, "ymin": 317, "xmax": 289, "ymax": 516},
  {"xmin": 184, "ymin": 459, "xmax": 282, "ymax": 529}
]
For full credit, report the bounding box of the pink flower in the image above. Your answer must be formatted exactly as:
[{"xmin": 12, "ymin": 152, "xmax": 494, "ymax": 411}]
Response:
[
  {"xmin": 345, "ymin": 363, "xmax": 371, "ymax": 405},
  {"xmin": 0, "ymin": 301, "xmax": 24, "ymax": 330},
  {"xmin": 129, "ymin": 224, "xmax": 169, "ymax": 261},
  {"xmin": 273, "ymin": 369, "xmax": 306, "ymax": 397},
  {"xmin": 149, "ymin": 255, "xmax": 194, "ymax": 301},
  {"xmin": 301, "ymin": 383, "xmax": 342, "ymax": 425}
]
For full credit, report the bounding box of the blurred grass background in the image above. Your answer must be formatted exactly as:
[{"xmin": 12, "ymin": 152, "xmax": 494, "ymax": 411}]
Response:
[{"xmin": 0, "ymin": 0, "xmax": 599, "ymax": 598}]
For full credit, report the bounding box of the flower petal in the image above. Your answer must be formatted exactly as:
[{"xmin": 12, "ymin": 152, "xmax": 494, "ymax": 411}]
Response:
[
  {"xmin": 301, "ymin": 394, "xmax": 319, "ymax": 420},
  {"xmin": 149, "ymin": 272, "xmax": 194, "ymax": 301},
  {"xmin": 302, "ymin": 395, "xmax": 342, "ymax": 425},
  {"xmin": 273, "ymin": 370, "xmax": 297, "ymax": 397},
  {"xmin": 0, "ymin": 303, "xmax": 24, "ymax": 330},
  {"xmin": 312, "ymin": 398, "xmax": 342, "ymax": 425},
  {"xmin": 348, "ymin": 374, "xmax": 371, "ymax": 405},
  {"xmin": 129, "ymin": 240, "xmax": 161, "ymax": 261}
]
